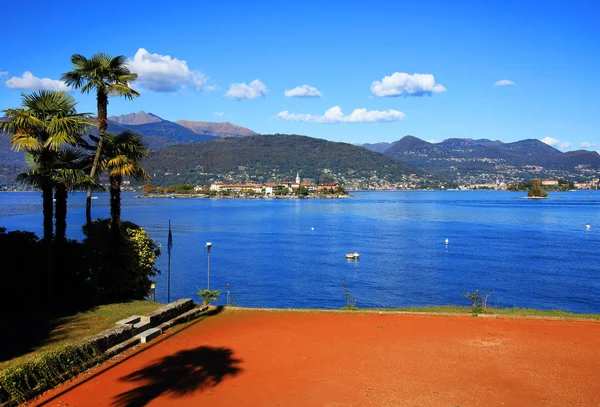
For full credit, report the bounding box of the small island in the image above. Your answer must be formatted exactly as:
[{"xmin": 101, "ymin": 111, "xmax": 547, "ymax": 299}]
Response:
[
  {"xmin": 140, "ymin": 172, "xmax": 349, "ymax": 199},
  {"xmin": 527, "ymin": 178, "xmax": 548, "ymax": 198}
]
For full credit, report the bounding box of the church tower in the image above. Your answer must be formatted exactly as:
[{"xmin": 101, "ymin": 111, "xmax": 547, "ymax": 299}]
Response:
[{"xmin": 296, "ymin": 172, "xmax": 301, "ymax": 185}]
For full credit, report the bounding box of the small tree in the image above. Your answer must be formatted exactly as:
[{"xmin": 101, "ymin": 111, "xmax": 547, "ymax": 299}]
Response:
[
  {"xmin": 198, "ymin": 289, "xmax": 220, "ymax": 305},
  {"xmin": 528, "ymin": 178, "xmax": 548, "ymax": 197},
  {"xmin": 461, "ymin": 289, "xmax": 494, "ymax": 313}
]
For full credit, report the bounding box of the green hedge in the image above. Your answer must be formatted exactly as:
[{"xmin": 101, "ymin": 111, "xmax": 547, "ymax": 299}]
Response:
[{"xmin": 0, "ymin": 341, "xmax": 105, "ymax": 405}]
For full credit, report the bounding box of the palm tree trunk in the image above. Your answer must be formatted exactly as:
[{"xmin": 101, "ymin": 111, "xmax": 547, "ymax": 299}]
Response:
[
  {"xmin": 42, "ymin": 179, "xmax": 54, "ymax": 301},
  {"xmin": 88, "ymin": 90, "xmax": 108, "ymax": 302},
  {"xmin": 55, "ymin": 184, "xmax": 68, "ymax": 243},
  {"xmin": 42, "ymin": 180, "xmax": 54, "ymax": 243},
  {"xmin": 110, "ymin": 174, "xmax": 121, "ymax": 234},
  {"xmin": 86, "ymin": 90, "xmax": 108, "ymax": 227},
  {"xmin": 109, "ymin": 174, "xmax": 122, "ymax": 301},
  {"xmin": 54, "ymin": 183, "xmax": 68, "ymax": 300}
]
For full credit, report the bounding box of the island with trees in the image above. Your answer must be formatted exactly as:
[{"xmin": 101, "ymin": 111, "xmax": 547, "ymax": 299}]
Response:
[
  {"xmin": 141, "ymin": 172, "xmax": 350, "ymax": 199},
  {"xmin": 527, "ymin": 178, "xmax": 548, "ymax": 198}
]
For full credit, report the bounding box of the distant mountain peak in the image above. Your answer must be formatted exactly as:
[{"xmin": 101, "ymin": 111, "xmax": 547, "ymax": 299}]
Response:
[
  {"xmin": 176, "ymin": 120, "xmax": 258, "ymax": 138},
  {"xmin": 109, "ymin": 111, "xmax": 164, "ymax": 125},
  {"xmin": 387, "ymin": 135, "xmax": 432, "ymax": 151}
]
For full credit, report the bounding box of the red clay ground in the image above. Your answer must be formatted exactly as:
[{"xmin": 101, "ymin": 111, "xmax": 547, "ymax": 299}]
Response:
[{"xmin": 36, "ymin": 310, "xmax": 600, "ymax": 407}]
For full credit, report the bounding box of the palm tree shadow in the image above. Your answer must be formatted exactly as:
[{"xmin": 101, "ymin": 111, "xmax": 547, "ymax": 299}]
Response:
[{"xmin": 112, "ymin": 346, "xmax": 242, "ymax": 407}]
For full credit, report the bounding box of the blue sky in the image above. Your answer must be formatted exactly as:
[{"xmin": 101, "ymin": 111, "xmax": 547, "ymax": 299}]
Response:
[{"xmin": 1, "ymin": 0, "xmax": 599, "ymax": 150}]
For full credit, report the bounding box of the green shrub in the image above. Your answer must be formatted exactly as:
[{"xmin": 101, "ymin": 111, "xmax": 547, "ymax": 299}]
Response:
[
  {"xmin": 83, "ymin": 219, "xmax": 161, "ymax": 301},
  {"xmin": 197, "ymin": 289, "xmax": 220, "ymax": 305},
  {"xmin": 0, "ymin": 342, "xmax": 104, "ymax": 405}
]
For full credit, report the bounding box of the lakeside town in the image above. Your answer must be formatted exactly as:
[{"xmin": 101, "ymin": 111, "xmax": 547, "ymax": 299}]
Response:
[
  {"xmin": 3, "ymin": 176, "xmax": 599, "ymax": 194},
  {"xmin": 140, "ymin": 173, "xmax": 348, "ymax": 198},
  {"xmin": 135, "ymin": 176, "xmax": 600, "ymax": 199}
]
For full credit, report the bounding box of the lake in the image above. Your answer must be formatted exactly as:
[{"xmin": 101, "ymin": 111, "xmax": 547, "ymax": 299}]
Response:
[{"xmin": 1, "ymin": 190, "xmax": 599, "ymax": 312}]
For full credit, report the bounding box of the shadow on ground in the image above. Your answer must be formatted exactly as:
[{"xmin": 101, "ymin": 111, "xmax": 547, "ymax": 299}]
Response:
[
  {"xmin": 0, "ymin": 304, "xmax": 96, "ymax": 365},
  {"xmin": 112, "ymin": 346, "xmax": 243, "ymax": 407}
]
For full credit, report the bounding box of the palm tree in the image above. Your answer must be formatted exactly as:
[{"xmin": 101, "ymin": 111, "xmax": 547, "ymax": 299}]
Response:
[
  {"xmin": 15, "ymin": 168, "xmax": 52, "ymax": 240},
  {"xmin": 1, "ymin": 91, "xmax": 90, "ymax": 299},
  {"xmin": 1, "ymin": 91, "xmax": 90, "ymax": 241},
  {"xmin": 51, "ymin": 149, "xmax": 101, "ymax": 243},
  {"xmin": 101, "ymin": 131, "xmax": 150, "ymax": 234},
  {"xmin": 62, "ymin": 53, "xmax": 139, "ymax": 227}
]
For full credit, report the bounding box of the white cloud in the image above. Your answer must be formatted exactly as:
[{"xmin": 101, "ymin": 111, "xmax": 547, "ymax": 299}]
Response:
[
  {"xmin": 4, "ymin": 71, "xmax": 70, "ymax": 91},
  {"xmin": 371, "ymin": 72, "xmax": 446, "ymax": 97},
  {"xmin": 0, "ymin": 71, "xmax": 7, "ymax": 77},
  {"xmin": 541, "ymin": 137, "xmax": 574, "ymax": 149},
  {"xmin": 277, "ymin": 106, "xmax": 406, "ymax": 123},
  {"xmin": 581, "ymin": 141, "xmax": 598, "ymax": 148},
  {"xmin": 284, "ymin": 85, "xmax": 322, "ymax": 98},
  {"xmin": 494, "ymin": 79, "xmax": 516, "ymax": 87},
  {"xmin": 214, "ymin": 112, "xmax": 225, "ymax": 117},
  {"xmin": 226, "ymin": 80, "xmax": 267, "ymax": 100},
  {"xmin": 127, "ymin": 48, "xmax": 209, "ymax": 93},
  {"xmin": 541, "ymin": 137, "xmax": 560, "ymax": 146}
]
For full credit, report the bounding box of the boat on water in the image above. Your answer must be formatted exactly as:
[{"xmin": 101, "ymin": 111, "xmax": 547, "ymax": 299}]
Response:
[{"xmin": 346, "ymin": 252, "xmax": 360, "ymax": 260}]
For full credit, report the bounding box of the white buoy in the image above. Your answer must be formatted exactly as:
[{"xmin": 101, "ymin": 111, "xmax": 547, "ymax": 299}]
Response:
[
  {"xmin": 586, "ymin": 225, "xmax": 591, "ymax": 229},
  {"xmin": 311, "ymin": 227, "xmax": 315, "ymax": 231},
  {"xmin": 445, "ymin": 238, "xmax": 449, "ymax": 245}
]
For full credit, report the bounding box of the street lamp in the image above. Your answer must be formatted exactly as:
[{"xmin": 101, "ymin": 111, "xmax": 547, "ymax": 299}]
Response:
[
  {"xmin": 205, "ymin": 242, "xmax": 212, "ymax": 290},
  {"xmin": 150, "ymin": 282, "xmax": 156, "ymax": 302}
]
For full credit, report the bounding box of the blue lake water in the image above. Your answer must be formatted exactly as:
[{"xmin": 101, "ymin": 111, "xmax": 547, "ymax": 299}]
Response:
[{"xmin": 1, "ymin": 190, "xmax": 599, "ymax": 312}]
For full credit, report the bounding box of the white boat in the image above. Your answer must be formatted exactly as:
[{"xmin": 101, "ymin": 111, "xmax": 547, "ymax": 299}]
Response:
[{"xmin": 345, "ymin": 252, "xmax": 360, "ymax": 260}]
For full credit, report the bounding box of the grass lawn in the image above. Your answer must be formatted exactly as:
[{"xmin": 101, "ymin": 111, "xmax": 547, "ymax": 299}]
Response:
[
  {"xmin": 377, "ymin": 305, "xmax": 600, "ymax": 319},
  {"xmin": 229, "ymin": 305, "xmax": 600, "ymax": 320},
  {"xmin": 0, "ymin": 300, "xmax": 162, "ymax": 371}
]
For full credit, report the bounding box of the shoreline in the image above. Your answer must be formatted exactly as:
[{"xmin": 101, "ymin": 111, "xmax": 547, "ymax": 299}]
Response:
[
  {"xmin": 136, "ymin": 193, "xmax": 352, "ymax": 199},
  {"xmin": 224, "ymin": 305, "xmax": 600, "ymax": 320}
]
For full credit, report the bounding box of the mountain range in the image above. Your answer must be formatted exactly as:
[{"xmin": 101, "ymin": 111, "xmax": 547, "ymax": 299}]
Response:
[
  {"xmin": 1, "ymin": 110, "xmax": 599, "ymax": 187},
  {"xmin": 363, "ymin": 136, "xmax": 600, "ymax": 183},
  {"xmin": 142, "ymin": 134, "xmax": 439, "ymax": 189},
  {"xmin": 103, "ymin": 111, "xmax": 257, "ymax": 150}
]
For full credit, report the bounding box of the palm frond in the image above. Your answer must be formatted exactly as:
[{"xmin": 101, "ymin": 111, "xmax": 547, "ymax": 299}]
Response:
[
  {"xmin": 24, "ymin": 152, "xmax": 41, "ymax": 171},
  {"xmin": 80, "ymin": 82, "xmax": 96, "ymax": 94},
  {"xmin": 22, "ymin": 91, "xmax": 78, "ymax": 115},
  {"xmin": 47, "ymin": 115, "xmax": 91, "ymax": 136},
  {"xmin": 3, "ymin": 90, "xmax": 87, "ymax": 161},
  {"xmin": 62, "ymin": 53, "xmax": 138, "ymax": 99},
  {"xmin": 106, "ymin": 83, "xmax": 140, "ymax": 99},
  {"xmin": 16, "ymin": 170, "xmax": 47, "ymax": 188},
  {"xmin": 117, "ymin": 73, "xmax": 138, "ymax": 83},
  {"xmin": 43, "ymin": 131, "xmax": 78, "ymax": 150},
  {"xmin": 11, "ymin": 134, "xmax": 42, "ymax": 151},
  {"xmin": 1, "ymin": 108, "xmax": 44, "ymax": 131}
]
